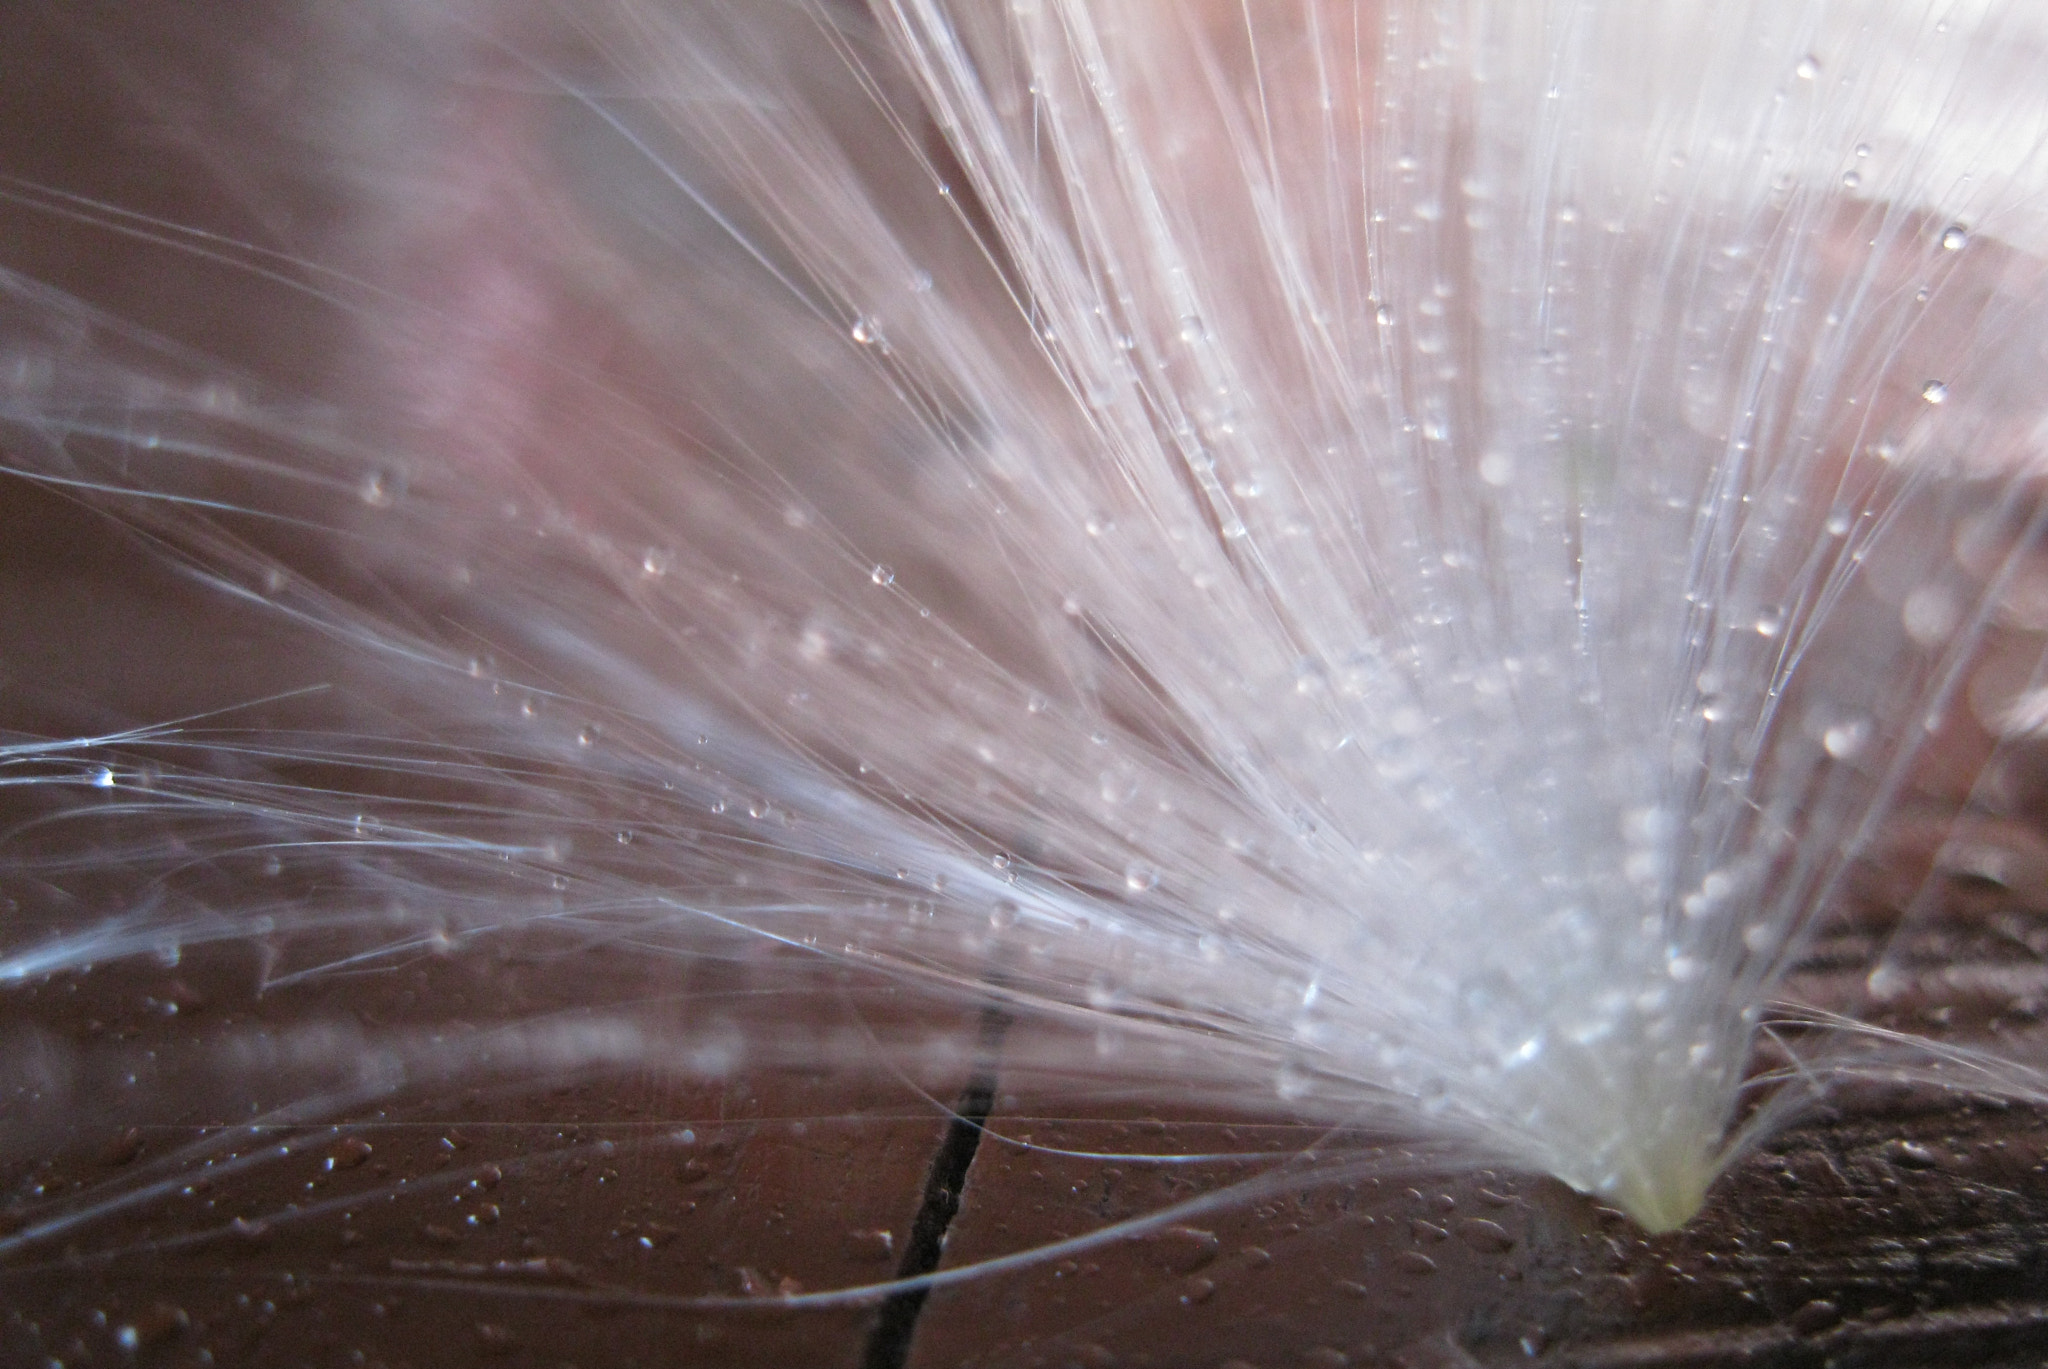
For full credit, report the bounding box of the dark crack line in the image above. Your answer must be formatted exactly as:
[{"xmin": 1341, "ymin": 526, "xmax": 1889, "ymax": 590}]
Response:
[{"xmin": 862, "ymin": 1002, "xmax": 1011, "ymax": 1369}]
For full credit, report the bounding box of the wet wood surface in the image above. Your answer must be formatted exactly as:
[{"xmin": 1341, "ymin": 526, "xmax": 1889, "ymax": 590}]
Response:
[{"xmin": 8, "ymin": 939, "xmax": 2048, "ymax": 1368}]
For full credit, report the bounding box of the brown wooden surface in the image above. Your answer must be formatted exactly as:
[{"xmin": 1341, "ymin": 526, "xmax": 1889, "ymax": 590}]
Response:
[
  {"xmin": 0, "ymin": 943, "xmax": 972, "ymax": 1368},
  {"xmin": 10, "ymin": 938, "xmax": 2048, "ymax": 1368}
]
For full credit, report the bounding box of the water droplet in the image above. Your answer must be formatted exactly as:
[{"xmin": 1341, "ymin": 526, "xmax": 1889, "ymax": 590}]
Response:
[
  {"xmin": 1124, "ymin": 863, "xmax": 1159, "ymax": 893},
  {"xmin": 1825, "ymin": 511, "xmax": 1853, "ymax": 536},
  {"xmin": 850, "ymin": 316, "xmax": 879, "ymax": 344},
  {"xmin": 1854, "ymin": 142, "xmax": 1872, "ymax": 158},
  {"xmin": 1822, "ymin": 718, "xmax": 1869, "ymax": 759},
  {"xmin": 641, "ymin": 549, "xmax": 671, "ymax": 578},
  {"xmin": 475, "ymin": 1324, "xmax": 517, "ymax": 1353},
  {"xmin": 1754, "ymin": 608, "xmax": 1785, "ymax": 638},
  {"xmin": 328, "ymin": 1137, "xmax": 374, "ymax": 1170},
  {"xmin": 1795, "ymin": 54, "xmax": 1821, "ymax": 80},
  {"xmin": 1178, "ymin": 315, "xmax": 1208, "ymax": 344},
  {"xmin": 1458, "ymin": 1217, "xmax": 1516, "ymax": 1252},
  {"xmin": 846, "ymin": 1227, "xmax": 895, "ymax": 1263},
  {"xmin": 1940, "ymin": 224, "xmax": 1969, "ymax": 251},
  {"xmin": 1920, "ymin": 379, "xmax": 1948, "ymax": 404},
  {"xmin": 1882, "ymin": 1138, "xmax": 1939, "ymax": 1169},
  {"xmin": 1840, "ymin": 170, "xmax": 1860, "ymax": 189},
  {"xmin": 360, "ymin": 471, "xmax": 395, "ymax": 507},
  {"xmin": 1902, "ymin": 585, "xmax": 1958, "ymax": 645},
  {"xmin": 870, "ymin": 564, "xmax": 895, "ymax": 586},
  {"xmin": 91, "ymin": 764, "xmax": 115, "ymax": 789}
]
